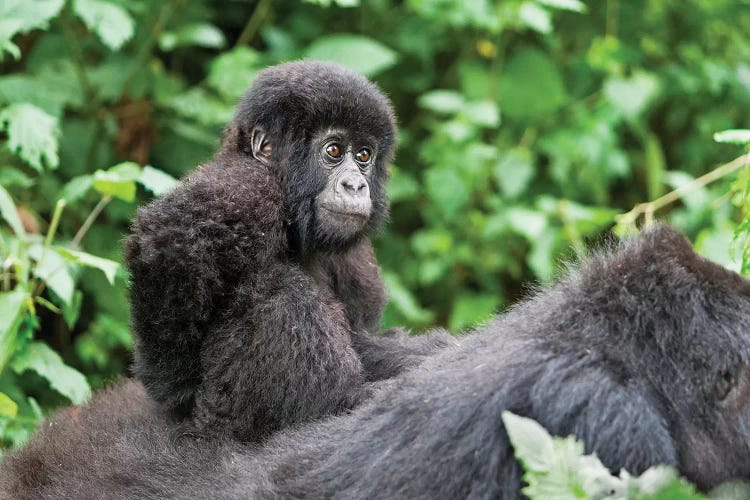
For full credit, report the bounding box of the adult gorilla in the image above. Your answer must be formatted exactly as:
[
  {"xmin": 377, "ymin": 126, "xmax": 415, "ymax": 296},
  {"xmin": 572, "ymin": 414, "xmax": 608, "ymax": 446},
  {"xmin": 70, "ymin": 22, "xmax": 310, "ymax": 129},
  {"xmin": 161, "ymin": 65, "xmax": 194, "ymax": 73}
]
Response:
[
  {"xmin": 3, "ymin": 225, "xmax": 750, "ymax": 498},
  {"xmin": 125, "ymin": 61, "xmax": 453, "ymax": 443}
]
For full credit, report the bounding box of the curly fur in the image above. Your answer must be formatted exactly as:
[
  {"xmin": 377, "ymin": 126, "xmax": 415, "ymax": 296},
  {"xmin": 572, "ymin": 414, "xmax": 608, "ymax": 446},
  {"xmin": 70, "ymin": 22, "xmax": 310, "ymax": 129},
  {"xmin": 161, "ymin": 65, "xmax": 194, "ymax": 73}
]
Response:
[
  {"xmin": 125, "ymin": 61, "xmax": 452, "ymax": 442},
  {"xmin": 5, "ymin": 225, "xmax": 750, "ymax": 498}
]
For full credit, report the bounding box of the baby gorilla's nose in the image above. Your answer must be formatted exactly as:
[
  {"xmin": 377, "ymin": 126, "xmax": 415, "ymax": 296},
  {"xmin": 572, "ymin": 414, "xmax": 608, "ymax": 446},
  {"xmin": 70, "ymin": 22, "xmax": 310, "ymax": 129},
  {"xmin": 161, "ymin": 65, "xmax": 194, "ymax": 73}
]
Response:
[{"xmin": 337, "ymin": 173, "xmax": 369, "ymax": 200}]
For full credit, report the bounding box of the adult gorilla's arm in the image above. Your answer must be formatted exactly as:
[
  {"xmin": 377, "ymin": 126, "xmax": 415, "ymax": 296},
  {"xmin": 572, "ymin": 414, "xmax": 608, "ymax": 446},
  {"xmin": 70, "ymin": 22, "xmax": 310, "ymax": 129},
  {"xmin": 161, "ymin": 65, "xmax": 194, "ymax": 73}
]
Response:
[
  {"xmin": 127, "ymin": 158, "xmax": 365, "ymax": 440},
  {"xmin": 324, "ymin": 240, "xmax": 459, "ymax": 381}
]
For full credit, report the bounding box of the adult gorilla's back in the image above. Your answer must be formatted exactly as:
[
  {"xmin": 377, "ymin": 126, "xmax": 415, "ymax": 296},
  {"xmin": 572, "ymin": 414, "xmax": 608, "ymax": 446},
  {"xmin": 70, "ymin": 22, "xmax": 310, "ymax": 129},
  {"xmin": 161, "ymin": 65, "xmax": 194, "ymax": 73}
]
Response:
[{"xmin": 3, "ymin": 225, "xmax": 750, "ymax": 498}]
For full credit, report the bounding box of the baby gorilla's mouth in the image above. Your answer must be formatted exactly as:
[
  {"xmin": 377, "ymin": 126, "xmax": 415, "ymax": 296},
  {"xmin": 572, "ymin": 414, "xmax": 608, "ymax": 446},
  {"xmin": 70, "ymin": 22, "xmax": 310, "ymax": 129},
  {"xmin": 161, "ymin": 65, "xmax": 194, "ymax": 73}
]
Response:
[{"xmin": 320, "ymin": 205, "xmax": 370, "ymax": 220}]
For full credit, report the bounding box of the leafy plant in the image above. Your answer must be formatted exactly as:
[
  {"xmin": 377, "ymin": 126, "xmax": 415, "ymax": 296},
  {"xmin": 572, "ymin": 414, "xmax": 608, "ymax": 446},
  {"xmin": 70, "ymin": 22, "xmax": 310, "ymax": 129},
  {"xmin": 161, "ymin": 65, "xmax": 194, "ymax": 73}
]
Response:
[{"xmin": 503, "ymin": 412, "xmax": 750, "ymax": 499}]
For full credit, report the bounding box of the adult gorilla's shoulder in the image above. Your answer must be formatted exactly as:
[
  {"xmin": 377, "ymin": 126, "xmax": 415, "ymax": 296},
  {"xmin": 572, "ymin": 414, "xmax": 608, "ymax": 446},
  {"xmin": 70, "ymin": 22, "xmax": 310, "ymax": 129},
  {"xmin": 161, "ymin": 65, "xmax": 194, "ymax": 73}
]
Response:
[{"xmin": 4, "ymin": 225, "xmax": 750, "ymax": 498}]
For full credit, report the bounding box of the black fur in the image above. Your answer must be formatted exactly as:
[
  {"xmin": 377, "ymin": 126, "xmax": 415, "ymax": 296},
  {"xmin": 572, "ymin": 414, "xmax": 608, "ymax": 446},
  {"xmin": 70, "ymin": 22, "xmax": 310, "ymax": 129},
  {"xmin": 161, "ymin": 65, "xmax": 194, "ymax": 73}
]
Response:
[
  {"xmin": 125, "ymin": 61, "xmax": 452, "ymax": 442},
  {"xmin": 5, "ymin": 225, "xmax": 750, "ymax": 498}
]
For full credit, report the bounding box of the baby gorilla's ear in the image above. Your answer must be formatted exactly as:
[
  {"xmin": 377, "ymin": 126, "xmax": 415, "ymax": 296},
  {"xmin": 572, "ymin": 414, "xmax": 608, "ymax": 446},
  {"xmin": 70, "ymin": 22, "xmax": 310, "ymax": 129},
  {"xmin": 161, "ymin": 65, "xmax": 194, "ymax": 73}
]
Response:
[{"xmin": 250, "ymin": 127, "xmax": 272, "ymax": 165}]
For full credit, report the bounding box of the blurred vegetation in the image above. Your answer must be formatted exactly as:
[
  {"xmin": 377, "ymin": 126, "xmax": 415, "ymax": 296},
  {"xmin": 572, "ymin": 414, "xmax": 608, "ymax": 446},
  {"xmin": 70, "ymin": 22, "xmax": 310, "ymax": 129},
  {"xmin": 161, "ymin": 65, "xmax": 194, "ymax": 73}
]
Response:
[{"xmin": 1, "ymin": 0, "xmax": 750, "ymax": 461}]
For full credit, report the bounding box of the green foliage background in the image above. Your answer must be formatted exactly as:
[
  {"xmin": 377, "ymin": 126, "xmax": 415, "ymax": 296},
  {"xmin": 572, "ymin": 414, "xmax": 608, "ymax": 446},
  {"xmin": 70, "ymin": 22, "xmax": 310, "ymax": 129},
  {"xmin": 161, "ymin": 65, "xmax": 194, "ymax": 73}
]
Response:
[{"xmin": 1, "ymin": 0, "xmax": 750, "ymax": 469}]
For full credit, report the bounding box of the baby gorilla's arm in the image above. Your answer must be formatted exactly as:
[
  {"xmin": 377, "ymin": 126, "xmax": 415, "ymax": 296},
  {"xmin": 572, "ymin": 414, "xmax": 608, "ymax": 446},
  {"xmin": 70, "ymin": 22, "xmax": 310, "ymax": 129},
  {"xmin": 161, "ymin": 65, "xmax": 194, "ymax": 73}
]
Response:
[
  {"xmin": 192, "ymin": 262, "xmax": 366, "ymax": 442},
  {"xmin": 325, "ymin": 240, "xmax": 459, "ymax": 381}
]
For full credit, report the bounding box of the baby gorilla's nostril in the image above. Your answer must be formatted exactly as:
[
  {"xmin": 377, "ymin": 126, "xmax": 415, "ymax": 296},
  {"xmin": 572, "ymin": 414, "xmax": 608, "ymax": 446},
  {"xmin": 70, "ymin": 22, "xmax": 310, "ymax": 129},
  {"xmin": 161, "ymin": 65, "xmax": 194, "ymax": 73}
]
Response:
[{"xmin": 339, "ymin": 175, "xmax": 368, "ymax": 198}]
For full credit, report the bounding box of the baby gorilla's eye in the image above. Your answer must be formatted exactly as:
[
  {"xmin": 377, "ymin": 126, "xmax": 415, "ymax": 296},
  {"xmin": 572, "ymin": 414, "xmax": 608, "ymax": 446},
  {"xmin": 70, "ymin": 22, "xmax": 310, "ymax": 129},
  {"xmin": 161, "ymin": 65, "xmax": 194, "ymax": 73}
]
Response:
[
  {"xmin": 355, "ymin": 148, "xmax": 371, "ymax": 164},
  {"xmin": 325, "ymin": 143, "xmax": 343, "ymax": 159},
  {"xmin": 714, "ymin": 369, "xmax": 737, "ymax": 402}
]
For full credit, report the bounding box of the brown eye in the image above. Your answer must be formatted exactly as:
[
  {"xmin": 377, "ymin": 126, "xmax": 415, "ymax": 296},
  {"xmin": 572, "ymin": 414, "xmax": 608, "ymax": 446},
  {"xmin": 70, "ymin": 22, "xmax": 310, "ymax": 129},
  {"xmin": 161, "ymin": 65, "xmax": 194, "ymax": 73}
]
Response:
[
  {"xmin": 715, "ymin": 369, "xmax": 737, "ymax": 402},
  {"xmin": 356, "ymin": 148, "xmax": 371, "ymax": 163},
  {"xmin": 326, "ymin": 143, "xmax": 342, "ymax": 159}
]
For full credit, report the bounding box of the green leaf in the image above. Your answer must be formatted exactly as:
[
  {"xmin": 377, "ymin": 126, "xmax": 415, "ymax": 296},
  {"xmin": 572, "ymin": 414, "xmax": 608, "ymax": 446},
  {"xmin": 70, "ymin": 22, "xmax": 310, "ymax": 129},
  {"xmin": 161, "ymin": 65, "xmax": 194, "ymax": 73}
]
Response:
[
  {"xmin": 207, "ymin": 47, "xmax": 262, "ymax": 100},
  {"xmin": 498, "ymin": 49, "xmax": 568, "ymax": 120},
  {"xmin": 139, "ymin": 166, "xmax": 178, "ymax": 196},
  {"xmin": 713, "ymin": 129, "xmax": 750, "ymax": 145},
  {"xmin": 0, "ymin": 184, "xmax": 25, "ymax": 235},
  {"xmin": 0, "ymin": 392, "xmax": 18, "ymax": 418},
  {"xmin": 519, "ymin": 2, "xmax": 552, "ymax": 34},
  {"xmin": 448, "ymin": 293, "xmax": 499, "ymax": 331},
  {"xmin": 73, "ymin": 0, "xmax": 135, "ymax": 51},
  {"xmin": 0, "ymin": 166, "xmax": 34, "ymax": 188},
  {"xmin": 0, "ymin": 103, "xmax": 60, "ymax": 170},
  {"xmin": 418, "ymin": 90, "xmax": 465, "ymax": 114},
  {"xmin": 11, "ymin": 341, "xmax": 91, "ymax": 405},
  {"xmin": 60, "ymin": 175, "xmax": 94, "ymax": 203},
  {"xmin": 388, "ymin": 166, "xmax": 420, "ymax": 203},
  {"xmin": 93, "ymin": 161, "xmax": 142, "ymax": 202},
  {"xmin": 0, "ymin": 288, "xmax": 28, "ymax": 372},
  {"xmin": 0, "ymin": 0, "xmax": 64, "ymax": 60},
  {"xmin": 382, "ymin": 271, "xmax": 434, "ymax": 325},
  {"xmin": 62, "ymin": 290, "xmax": 83, "ymax": 330},
  {"xmin": 28, "ymin": 243, "xmax": 75, "ymax": 305},
  {"xmin": 169, "ymin": 87, "xmax": 234, "ymax": 127},
  {"xmin": 425, "ymin": 168, "xmax": 470, "ymax": 218},
  {"xmin": 536, "ymin": 0, "xmax": 586, "ymax": 12},
  {"xmin": 603, "ymin": 71, "xmax": 660, "ymax": 121},
  {"xmin": 54, "ymin": 247, "xmax": 119, "ymax": 285},
  {"xmin": 463, "ymin": 100, "xmax": 500, "ymax": 128},
  {"xmin": 507, "ymin": 207, "xmax": 547, "ymax": 240},
  {"xmin": 495, "ymin": 148, "xmax": 535, "ymax": 198},
  {"xmin": 159, "ymin": 22, "xmax": 226, "ymax": 51},
  {"xmin": 305, "ymin": 35, "xmax": 397, "ymax": 77}
]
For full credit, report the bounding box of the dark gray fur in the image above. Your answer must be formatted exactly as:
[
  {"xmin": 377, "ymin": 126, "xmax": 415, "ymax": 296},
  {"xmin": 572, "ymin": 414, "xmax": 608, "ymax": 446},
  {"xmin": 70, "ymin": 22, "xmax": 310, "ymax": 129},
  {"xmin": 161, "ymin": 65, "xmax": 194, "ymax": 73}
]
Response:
[
  {"xmin": 125, "ymin": 60, "xmax": 453, "ymax": 443},
  {"xmin": 4, "ymin": 225, "xmax": 750, "ymax": 498}
]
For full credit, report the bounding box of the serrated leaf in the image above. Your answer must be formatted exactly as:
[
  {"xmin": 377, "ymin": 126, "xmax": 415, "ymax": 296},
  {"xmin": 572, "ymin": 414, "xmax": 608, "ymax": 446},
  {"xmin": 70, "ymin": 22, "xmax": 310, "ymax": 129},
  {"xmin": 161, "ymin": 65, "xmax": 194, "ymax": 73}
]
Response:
[
  {"xmin": 0, "ymin": 0, "xmax": 64, "ymax": 60},
  {"xmin": 0, "ymin": 288, "xmax": 28, "ymax": 372},
  {"xmin": 207, "ymin": 47, "xmax": 262, "ymax": 100},
  {"xmin": 139, "ymin": 165, "xmax": 178, "ymax": 196},
  {"xmin": 159, "ymin": 23, "xmax": 226, "ymax": 51},
  {"xmin": 11, "ymin": 341, "xmax": 91, "ymax": 404},
  {"xmin": 93, "ymin": 161, "xmax": 142, "ymax": 201},
  {"xmin": 0, "ymin": 392, "xmax": 18, "ymax": 418},
  {"xmin": 713, "ymin": 129, "xmax": 750, "ymax": 145},
  {"xmin": 0, "ymin": 184, "xmax": 25, "ymax": 235},
  {"xmin": 305, "ymin": 35, "xmax": 397, "ymax": 77},
  {"xmin": 502, "ymin": 412, "xmax": 557, "ymax": 471},
  {"xmin": 0, "ymin": 103, "xmax": 60, "ymax": 170},
  {"xmin": 73, "ymin": 0, "xmax": 134, "ymax": 51},
  {"xmin": 418, "ymin": 90, "xmax": 465, "ymax": 114},
  {"xmin": 28, "ymin": 243, "xmax": 75, "ymax": 305},
  {"xmin": 54, "ymin": 247, "xmax": 119, "ymax": 285}
]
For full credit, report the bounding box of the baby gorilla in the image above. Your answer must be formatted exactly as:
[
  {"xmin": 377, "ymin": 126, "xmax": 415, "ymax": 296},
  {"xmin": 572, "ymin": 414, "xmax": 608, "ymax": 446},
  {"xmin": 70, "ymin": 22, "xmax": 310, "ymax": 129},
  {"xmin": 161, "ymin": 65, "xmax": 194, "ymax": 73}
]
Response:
[{"xmin": 125, "ymin": 61, "xmax": 452, "ymax": 442}]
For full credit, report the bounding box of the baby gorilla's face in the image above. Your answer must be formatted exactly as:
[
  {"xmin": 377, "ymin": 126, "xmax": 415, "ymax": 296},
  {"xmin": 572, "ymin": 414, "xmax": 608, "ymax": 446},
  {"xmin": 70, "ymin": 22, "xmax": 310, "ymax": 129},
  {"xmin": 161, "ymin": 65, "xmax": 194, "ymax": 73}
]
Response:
[{"xmin": 314, "ymin": 129, "xmax": 377, "ymax": 242}]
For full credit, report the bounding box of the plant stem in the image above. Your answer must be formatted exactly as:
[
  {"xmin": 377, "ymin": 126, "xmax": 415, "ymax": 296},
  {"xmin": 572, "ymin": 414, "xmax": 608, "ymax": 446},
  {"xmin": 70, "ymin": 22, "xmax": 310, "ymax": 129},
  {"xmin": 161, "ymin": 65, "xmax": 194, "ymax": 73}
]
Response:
[
  {"xmin": 45, "ymin": 199, "xmax": 66, "ymax": 247},
  {"xmin": 236, "ymin": 0, "xmax": 273, "ymax": 47},
  {"xmin": 72, "ymin": 195, "xmax": 112, "ymax": 248},
  {"xmin": 616, "ymin": 153, "xmax": 750, "ymax": 226}
]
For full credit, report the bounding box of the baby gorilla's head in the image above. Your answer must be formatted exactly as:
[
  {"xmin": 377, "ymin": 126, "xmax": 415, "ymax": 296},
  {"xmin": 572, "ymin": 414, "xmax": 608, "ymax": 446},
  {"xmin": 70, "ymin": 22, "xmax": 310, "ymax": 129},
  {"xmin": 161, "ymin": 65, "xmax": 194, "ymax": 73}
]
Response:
[{"xmin": 229, "ymin": 61, "xmax": 397, "ymax": 254}]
